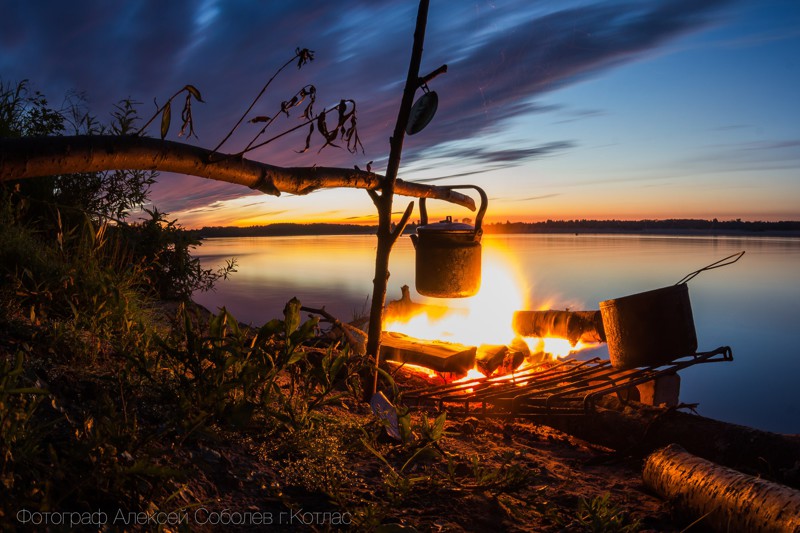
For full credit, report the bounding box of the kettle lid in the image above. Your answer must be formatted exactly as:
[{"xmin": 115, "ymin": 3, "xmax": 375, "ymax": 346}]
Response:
[{"xmin": 416, "ymin": 216, "xmax": 475, "ymax": 234}]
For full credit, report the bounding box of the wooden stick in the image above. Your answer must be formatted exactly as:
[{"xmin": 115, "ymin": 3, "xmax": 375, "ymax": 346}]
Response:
[
  {"xmin": 300, "ymin": 306, "xmax": 366, "ymax": 355},
  {"xmin": 418, "ymin": 64, "xmax": 448, "ymax": 86},
  {"xmin": 364, "ymin": 0, "xmax": 433, "ymax": 400}
]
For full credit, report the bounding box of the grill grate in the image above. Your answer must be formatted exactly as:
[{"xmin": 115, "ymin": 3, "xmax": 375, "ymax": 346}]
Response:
[{"xmin": 404, "ymin": 346, "xmax": 733, "ymax": 418}]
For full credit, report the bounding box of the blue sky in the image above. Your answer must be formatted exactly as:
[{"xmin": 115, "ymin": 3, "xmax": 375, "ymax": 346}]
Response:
[{"xmin": 1, "ymin": 0, "xmax": 798, "ymax": 225}]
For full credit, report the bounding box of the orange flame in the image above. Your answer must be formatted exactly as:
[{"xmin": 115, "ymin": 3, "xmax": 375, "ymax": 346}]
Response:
[
  {"xmin": 384, "ymin": 240, "xmax": 595, "ymax": 377},
  {"xmin": 385, "ymin": 242, "xmax": 526, "ymax": 346}
]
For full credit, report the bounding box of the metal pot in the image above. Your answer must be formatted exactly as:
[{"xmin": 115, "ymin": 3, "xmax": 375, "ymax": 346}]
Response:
[
  {"xmin": 599, "ymin": 252, "xmax": 744, "ymax": 369},
  {"xmin": 600, "ymin": 284, "xmax": 697, "ymax": 369},
  {"xmin": 410, "ymin": 185, "xmax": 488, "ymax": 298}
]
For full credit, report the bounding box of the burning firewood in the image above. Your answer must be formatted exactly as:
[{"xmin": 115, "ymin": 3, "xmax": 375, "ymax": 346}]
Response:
[
  {"xmin": 380, "ymin": 331, "xmax": 476, "ymax": 373},
  {"xmin": 643, "ymin": 444, "xmax": 800, "ymax": 533},
  {"xmin": 512, "ymin": 310, "xmax": 606, "ymax": 345},
  {"xmin": 384, "ymin": 285, "xmax": 453, "ymax": 322},
  {"xmin": 476, "ymin": 343, "xmax": 525, "ymax": 376}
]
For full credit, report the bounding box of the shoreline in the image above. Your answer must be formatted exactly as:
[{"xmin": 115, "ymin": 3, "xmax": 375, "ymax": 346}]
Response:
[
  {"xmin": 492, "ymin": 228, "xmax": 800, "ymax": 238},
  {"xmin": 193, "ymin": 219, "xmax": 800, "ymax": 239},
  {"xmin": 197, "ymin": 228, "xmax": 800, "ymax": 239}
]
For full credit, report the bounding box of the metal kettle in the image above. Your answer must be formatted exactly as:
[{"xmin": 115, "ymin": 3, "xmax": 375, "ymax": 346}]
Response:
[{"xmin": 410, "ymin": 185, "xmax": 488, "ymax": 298}]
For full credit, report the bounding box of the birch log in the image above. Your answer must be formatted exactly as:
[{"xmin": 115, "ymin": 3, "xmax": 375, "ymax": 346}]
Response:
[
  {"xmin": 0, "ymin": 135, "xmax": 476, "ymax": 209},
  {"xmin": 380, "ymin": 331, "xmax": 476, "ymax": 373},
  {"xmin": 643, "ymin": 444, "xmax": 800, "ymax": 533},
  {"xmin": 511, "ymin": 310, "xmax": 606, "ymax": 344}
]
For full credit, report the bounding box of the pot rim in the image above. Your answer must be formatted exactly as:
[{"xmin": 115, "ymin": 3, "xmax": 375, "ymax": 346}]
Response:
[{"xmin": 600, "ymin": 283, "xmax": 689, "ymax": 308}]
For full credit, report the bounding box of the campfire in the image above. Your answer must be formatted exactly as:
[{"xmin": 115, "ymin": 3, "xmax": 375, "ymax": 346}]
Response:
[
  {"xmin": 382, "ymin": 244, "xmax": 600, "ymax": 383},
  {"xmin": 377, "ymin": 242, "xmax": 733, "ymax": 415}
]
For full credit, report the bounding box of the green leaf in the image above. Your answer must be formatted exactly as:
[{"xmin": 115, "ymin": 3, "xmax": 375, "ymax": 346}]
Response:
[
  {"xmin": 11, "ymin": 351, "xmax": 25, "ymax": 377},
  {"xmin": 289, "ymin": 316, "xmax": 318, "ymax": 345},
  {"xmin": 431, "ymin": 411, "xmax": 447, "ymax": 441},
  {"xmin": 160, "ymin": 100, "xmax": 171, "ymax": 139},
  {"xmin": 209, "ymin": 307, "xmax": 226, "ymax": 338},
  {"xmin": 287, "ymin": 350, "xmax": 306, "ymax": 366},
  {"xmin": 283, "ymin": 297, "xmax": 302, "ymax": 334},
  {"xmin": 184, "ymin": 84, "xmax": 204, "ymax": 102},
  {"xmin": 375, "ymin": 366, "xmax": 399, "ymax": 398},
  {"xmin": 259, "ymin": 318, "xmax": 284, "ymax": 339},
  {"xmin": 329, "ymin": 353, "xmax": 347, "ymax": 382},
  {"xmin": 398, "ymin": 411, "xmax": 412, "ymax": 444},
  {"xmin": 223, "ymin": 308, "xmax": 240, "ymax": 338},
  {"xmin": 223, "ymin": 355, "xmax": 242, "ymax": 371},
  {"xmin": 322, "ymin": 391, "xmax": 347, "ymax": 404}
]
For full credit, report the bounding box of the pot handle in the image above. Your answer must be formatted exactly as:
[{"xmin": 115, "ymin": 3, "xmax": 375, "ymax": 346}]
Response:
[
  {"xmin": 675, "ymin": 251, "xmax": 745, "ymax": 285},
  {"xmin": 419, "ymin": 185, "xmax": 488, "ymax": 236}
]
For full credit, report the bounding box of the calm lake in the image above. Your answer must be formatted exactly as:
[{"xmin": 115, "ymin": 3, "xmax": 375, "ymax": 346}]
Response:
[{"xmin": 194, "ymin": 233, "xmax": 800, "ymax": 434}]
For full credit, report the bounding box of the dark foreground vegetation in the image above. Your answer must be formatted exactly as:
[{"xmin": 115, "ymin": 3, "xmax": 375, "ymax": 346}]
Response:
[{"xmin": 1, "ymin": 80, "xmax": 695, "ymax": 531}]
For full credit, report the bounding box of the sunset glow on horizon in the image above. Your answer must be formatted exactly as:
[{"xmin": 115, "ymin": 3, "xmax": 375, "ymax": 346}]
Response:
[{"xmin": 2, "ymin": 1, "xmax": 798, "ymax": 228}]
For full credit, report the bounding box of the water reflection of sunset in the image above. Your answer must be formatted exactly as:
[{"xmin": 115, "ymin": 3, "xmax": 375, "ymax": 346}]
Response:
[{"xmin": 194, "ymin": 234, "xmax": 800, "ymax": 433}]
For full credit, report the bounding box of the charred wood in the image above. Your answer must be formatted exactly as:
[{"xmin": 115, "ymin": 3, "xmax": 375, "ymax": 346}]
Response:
[
  {"xmin": 512, "ymin": 310, "xmax": 605, "ymax": 344},
  {"xmin": 476, "ymin": 344, "xmax": 525, "ymax": 377}
]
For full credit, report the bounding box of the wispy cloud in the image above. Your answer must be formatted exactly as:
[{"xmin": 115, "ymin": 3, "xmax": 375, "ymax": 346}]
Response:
[
  {"xmin": 0, "ymin": 0, "xmax": 734, "ymax": 216},
  {"xmin": 515, "ymin": 193, "xmax": 563, "ymax": 202},
  {"xmin": 427, "ymin": 142, "xmax": 576, "ymax": 164}
]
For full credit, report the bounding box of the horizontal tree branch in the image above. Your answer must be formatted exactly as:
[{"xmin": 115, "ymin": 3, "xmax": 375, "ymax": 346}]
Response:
[{"xmin": 0, "ymin": 135, "xmax": 476, "ymax": 210}]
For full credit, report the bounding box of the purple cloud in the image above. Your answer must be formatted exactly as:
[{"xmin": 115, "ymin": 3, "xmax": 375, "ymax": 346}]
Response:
[{"xmin": 1, "ymin": 0, "xmax": 732, "ymax": 214}]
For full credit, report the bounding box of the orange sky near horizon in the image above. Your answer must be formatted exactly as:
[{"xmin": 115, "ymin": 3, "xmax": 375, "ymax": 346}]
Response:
[{"xmin": 168, "ymin": 165, "xmax": 799, "ymax": 229}]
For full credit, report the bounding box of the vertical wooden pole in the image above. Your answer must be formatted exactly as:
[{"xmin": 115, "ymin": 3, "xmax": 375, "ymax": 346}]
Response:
[{"xmin": 363, "ymin": 0, "xmax": 431, "ymax": 400}]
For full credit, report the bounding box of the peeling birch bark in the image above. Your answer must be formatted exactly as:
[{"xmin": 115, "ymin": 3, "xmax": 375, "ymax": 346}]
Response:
[{"xmin": 643, "ymin": 444, "xmax": 800, "ymax": 533}]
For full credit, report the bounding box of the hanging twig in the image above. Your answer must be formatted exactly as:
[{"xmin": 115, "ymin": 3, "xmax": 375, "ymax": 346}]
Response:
[
  {"xmin": 236, "ymin": 84, "xmax": 317, "ymax": 155},
  {"xmin": 211, "ymin": 48, "xmax": 314, "ymax": 154},
  {"xmin": 135, "ymin": 85, "xmax": 204, "ymax": 139}
]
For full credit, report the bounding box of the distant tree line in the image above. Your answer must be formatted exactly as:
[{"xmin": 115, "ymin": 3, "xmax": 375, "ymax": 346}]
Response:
[
  {"xmin": 484, "ymin": 219, "xmax": 800, "ymax": 234},
  {"xmin": 197, "ymin": 218, "xmax": 800, "ymax": 238},
  {"xmin": 198, "ymin": 223, "xmax": 379, "ymax": 238}
]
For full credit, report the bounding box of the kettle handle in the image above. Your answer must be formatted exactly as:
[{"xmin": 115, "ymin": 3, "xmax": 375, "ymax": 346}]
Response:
[{"xmin": 419, "ymin": 185, "xmax": 488, "ymax": 236}]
